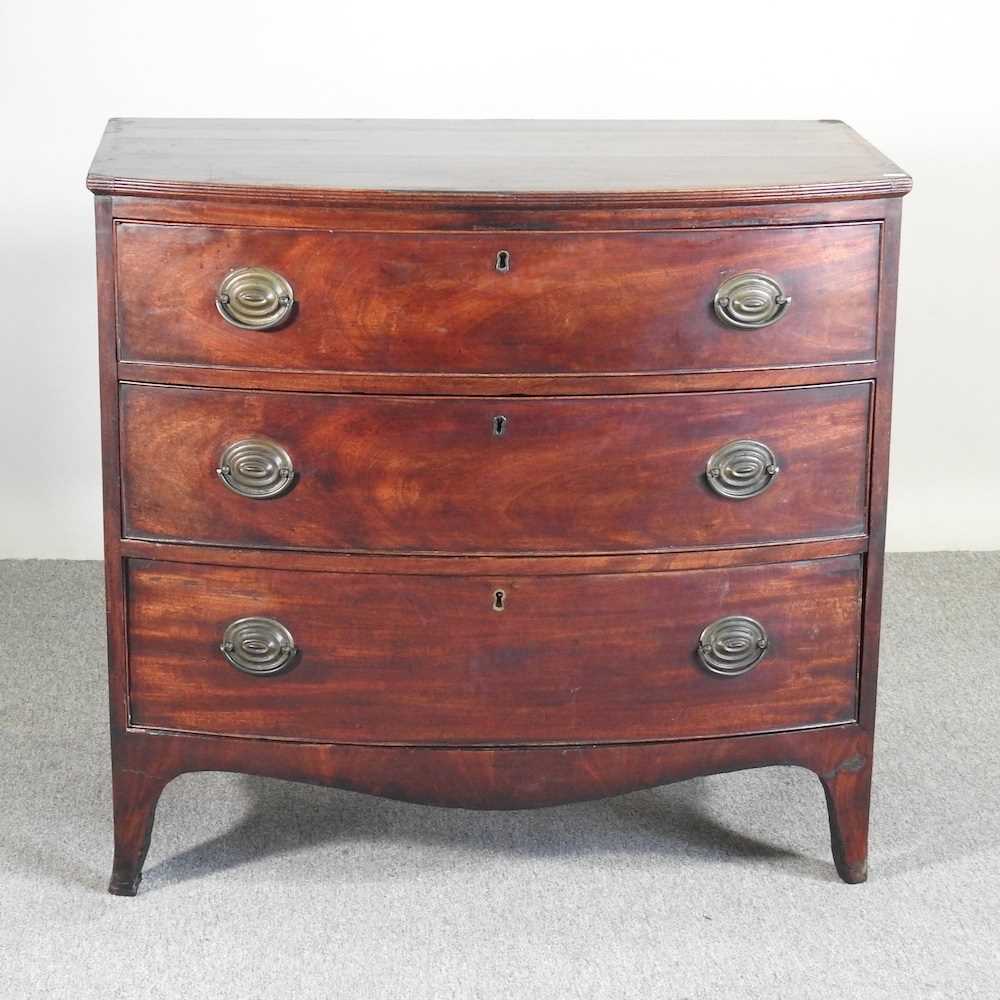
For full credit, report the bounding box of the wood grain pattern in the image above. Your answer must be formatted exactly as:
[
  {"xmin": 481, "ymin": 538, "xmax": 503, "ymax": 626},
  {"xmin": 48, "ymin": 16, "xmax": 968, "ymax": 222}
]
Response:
[
  {"xmin": 118, "ymin": 535, "xmax": 868, "ymax": 578},
  {"xmin": 115, "ymin": 360, "xmax": 878, "ymax": 397},
  {"xmin": 112, "ymin": 721, "xmax": 871, "ymax": 808},
  {"xmin": 857, "ymin": 198, "xmax": 903, "ymax": 732},
  {"xmin": 89, "ymin": 119, "xmax": 908, "ymax": 892},
  {"xmin": 94, "ymin": 196, "xmax": 129, "ymax": 737},
  {"xmin": 120, "ymin": 382, "xmax": 872, "ymax": 555},
  {"xmin": 88, "ymin": 119, "xmax": 911, "ymax": 205},
  {"xmin": 108, "ymin": 721, "xmax": 873, "ymax": 893},
  {"xmin": 116, "ymin": 222, "xmax": 880, "ymax": 374},
  {"xmin": 126, "ymin": 555, "xmax": 862, "ymax": 745},
  {"xmin": 109, "ymin": 193, "xmax": 896, "ymax": 234}
]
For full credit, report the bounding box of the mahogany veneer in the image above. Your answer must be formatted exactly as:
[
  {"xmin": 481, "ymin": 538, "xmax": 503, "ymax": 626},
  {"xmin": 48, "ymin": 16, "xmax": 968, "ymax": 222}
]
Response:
[
  {"xmin": 120, "ymin": 381, "xmax": 872, "ymax": 554},
  {"xmin": 127, "ymin": 556, "xmax": 863, "ymax": 744},
  {"xmin": 116, "ymin": 222, "xmax": 880, "ymax": 373},
  {"xmin": 87, "ymin": 118, "xmax": 909, "ymax": 894}
]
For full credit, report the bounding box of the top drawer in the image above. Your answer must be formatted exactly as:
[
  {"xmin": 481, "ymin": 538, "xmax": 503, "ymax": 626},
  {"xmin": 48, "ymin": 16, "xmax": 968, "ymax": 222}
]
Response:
[{"xmin": 115, "ymin": 223, "xmax": 880, "ymax": 375}]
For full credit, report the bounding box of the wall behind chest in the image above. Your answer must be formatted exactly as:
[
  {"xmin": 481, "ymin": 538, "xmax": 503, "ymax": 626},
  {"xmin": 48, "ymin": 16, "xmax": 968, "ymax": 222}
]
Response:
[{"xmin": 0, "ymin": 0, "xmax": 996, "ymax": 555}]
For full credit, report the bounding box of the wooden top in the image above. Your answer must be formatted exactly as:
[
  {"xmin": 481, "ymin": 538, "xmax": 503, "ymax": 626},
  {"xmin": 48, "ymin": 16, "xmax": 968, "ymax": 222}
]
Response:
[{"xmin": 87, "ymin": 118, "xmax": 910, "ymax": 207}]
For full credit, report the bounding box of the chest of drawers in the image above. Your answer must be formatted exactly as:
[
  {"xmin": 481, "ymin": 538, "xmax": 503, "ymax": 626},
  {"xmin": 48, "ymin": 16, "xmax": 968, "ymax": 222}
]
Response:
[{"xmin": 87, "ymin": 119, "xmax": 909, "ymax": 894}]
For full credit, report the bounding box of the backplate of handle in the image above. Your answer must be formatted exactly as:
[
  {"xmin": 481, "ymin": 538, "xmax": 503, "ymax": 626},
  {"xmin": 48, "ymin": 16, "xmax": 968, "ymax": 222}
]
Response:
[
  {"xmin": 713, "ymin": 272, "xmax": 790, "ymax": 328},
  {"xmin": 217, "ymin": 266, "xmax": 295, "ymax": 330},
  {"xmin": 221, "ymin": 617, "xmax": 298, "ymax": 675},
  {"xmin": 697, "ymin": 616, "xmax": 769, "ymax": 676},
  {"xmin": 216, "ymin": 437, "xmax": 295, "ymax": 499},
  {"xmin": 706, "ymin": 439, "xmax": 779, "ymax": 500}
]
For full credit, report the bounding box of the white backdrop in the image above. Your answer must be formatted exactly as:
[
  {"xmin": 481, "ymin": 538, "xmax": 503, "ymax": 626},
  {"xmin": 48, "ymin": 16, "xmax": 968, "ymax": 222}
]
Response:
[{"xmin": 1, "ymin": 0, "xmax": 997, "ymax": 557}]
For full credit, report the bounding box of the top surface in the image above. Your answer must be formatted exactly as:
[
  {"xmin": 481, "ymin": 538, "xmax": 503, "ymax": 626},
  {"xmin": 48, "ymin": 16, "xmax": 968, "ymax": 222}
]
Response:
[{"xmin": 87, "ymin": 118, "xmax": 911, "ymax": 205}]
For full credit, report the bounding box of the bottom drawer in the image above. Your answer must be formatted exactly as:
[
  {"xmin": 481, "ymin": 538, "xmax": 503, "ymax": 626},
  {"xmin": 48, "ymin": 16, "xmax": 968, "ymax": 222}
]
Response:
[{"xmin": 125, "ymin": 556, "xmax": 862, "ymax": 745}]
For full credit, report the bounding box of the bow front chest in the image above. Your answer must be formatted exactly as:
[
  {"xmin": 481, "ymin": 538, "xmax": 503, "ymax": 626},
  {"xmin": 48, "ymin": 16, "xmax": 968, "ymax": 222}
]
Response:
[{"xmin": 87, "ymin": 119, "xmax": 909, "ymax": 893}]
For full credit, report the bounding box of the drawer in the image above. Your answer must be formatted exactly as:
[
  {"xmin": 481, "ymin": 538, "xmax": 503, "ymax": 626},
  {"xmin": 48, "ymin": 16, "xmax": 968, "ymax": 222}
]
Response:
[
  {"xmin": 120, "ymin": 382, "xmax": 872, "ymax": 555},
  {"xmin": 115, "ymin": 223, "xmax": 880, "ymax": 375},
  {"xmin": 126, "ymin": 556, "xmax": 862, "ymax": 744}
]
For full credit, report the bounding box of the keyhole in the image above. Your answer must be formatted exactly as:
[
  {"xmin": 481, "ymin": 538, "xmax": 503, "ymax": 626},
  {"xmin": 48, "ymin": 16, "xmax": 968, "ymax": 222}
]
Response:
[
  {"xmin": 493, "ymin": 415, "xmax": 507, "ymax": 437},
  {"xmin": 495, "ymin": 250, "xmax": 511, "ymax": 273},
  {"xmin": 493, "ymin": 589, "xmax": 506, "ymax": 612}
]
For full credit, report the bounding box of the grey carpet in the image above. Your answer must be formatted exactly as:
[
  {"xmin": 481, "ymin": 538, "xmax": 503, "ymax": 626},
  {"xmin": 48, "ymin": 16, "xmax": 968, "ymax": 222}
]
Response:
[{"xmin": 1, "ymin": 554, "xmax": 998, "ymax": 999}]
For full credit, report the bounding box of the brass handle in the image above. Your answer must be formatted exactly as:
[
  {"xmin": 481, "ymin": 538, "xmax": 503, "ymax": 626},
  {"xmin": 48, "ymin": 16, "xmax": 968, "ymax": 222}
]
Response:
[
  {"xmin": 714, "ymin": 272, "xmax": 790, "ymax": 328},
  {"xmin": 217, "ymin": 266, "xmax": 294, "ymax": 330},
  {"xmin": 706, "ymin": 439, "xmax": 779, "ymax": 500},
  {"xmin": 697, "ymin": 616, "xmax": 769, "ymax": 676},
  {"xmin": 221, "ymin": 617, "xmax": 297, "ymax": 675},
  {"xmin": 216, "ymin": 438, "xmax": 295, "ymax": 499}
]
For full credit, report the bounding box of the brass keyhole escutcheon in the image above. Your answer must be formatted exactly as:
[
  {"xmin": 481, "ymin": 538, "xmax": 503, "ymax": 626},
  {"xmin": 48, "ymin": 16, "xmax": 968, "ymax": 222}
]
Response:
[
  {"xmin": 493, "ymin": 589, "xmax": 506, "ymax": 612},
  {"xmin": 495, "ymin": 250, "xmax": 511, "ymax": 273},
  {"xmin": 493, "ymin": 415, "xmax": 507, "ymax": 437}
]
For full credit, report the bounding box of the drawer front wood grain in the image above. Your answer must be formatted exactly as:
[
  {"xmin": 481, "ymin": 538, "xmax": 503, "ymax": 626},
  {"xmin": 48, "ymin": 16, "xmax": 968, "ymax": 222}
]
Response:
[
  {"xmin": 120, "ymin": 382, "xmax": 872, "ymax": 555},
  {"xmin": 115, "ymin": 222, "xmax": 880, "ymax": 374},
  {"xmin": 126, "ymin": 555, "xmax": 863, "ymax": 745}
]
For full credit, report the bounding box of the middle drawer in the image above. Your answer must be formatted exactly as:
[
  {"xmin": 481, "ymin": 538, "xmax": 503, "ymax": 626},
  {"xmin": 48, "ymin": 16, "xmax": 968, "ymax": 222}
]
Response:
[{"xmin": 120, "ymin": 382, "xmax": 871, "ymax": 555}]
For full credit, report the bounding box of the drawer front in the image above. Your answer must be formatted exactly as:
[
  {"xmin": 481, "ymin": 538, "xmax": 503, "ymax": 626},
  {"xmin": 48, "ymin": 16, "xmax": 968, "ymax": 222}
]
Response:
[
  {"xmin": 120, "ymin": 382, "xmax": 872, "ymax": 555},
  {"xmin": 116, "ymin": 223, "xmax": 880, "ymax": 374},
  {"xmin": 126, "ymin": 556, "xmax": 862, "ymax": 744}
]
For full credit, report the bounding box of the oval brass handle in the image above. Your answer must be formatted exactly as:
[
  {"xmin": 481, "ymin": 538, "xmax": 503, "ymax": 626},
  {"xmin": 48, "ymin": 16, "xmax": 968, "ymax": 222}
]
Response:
[
  {"xmin": 221, "ymin": 617, "xmax": 297, "ymax": 675},
  {"xmin": 698, "ymin": 616, "xmax": 769, "ymax": 676},
  {"xmin": 217, "ymin": 266, "xmax": 294, "ymax": 330},
  {"xmin": 706, "ymin": 439, "xmax": 779, "ymax": 500},
  {"xmin": 714, "ymin": 272, "xmax": 790, "ymax": 328},
  {"xmin": 216, "ymin": 437, "xmax": 295, "ymax": 499}
]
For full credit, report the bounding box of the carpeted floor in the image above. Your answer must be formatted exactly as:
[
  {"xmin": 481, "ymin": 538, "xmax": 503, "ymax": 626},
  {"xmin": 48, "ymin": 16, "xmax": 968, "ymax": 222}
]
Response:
[{"xmin": 1, "ymin": 554, "xmax": 998, "ymax": 999}]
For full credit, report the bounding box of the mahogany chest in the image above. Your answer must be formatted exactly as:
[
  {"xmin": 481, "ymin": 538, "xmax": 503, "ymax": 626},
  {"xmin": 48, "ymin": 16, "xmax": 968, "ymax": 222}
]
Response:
[{"xmin": 87, "ymin": 119, "xmax": 910, "ymax": 893}]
